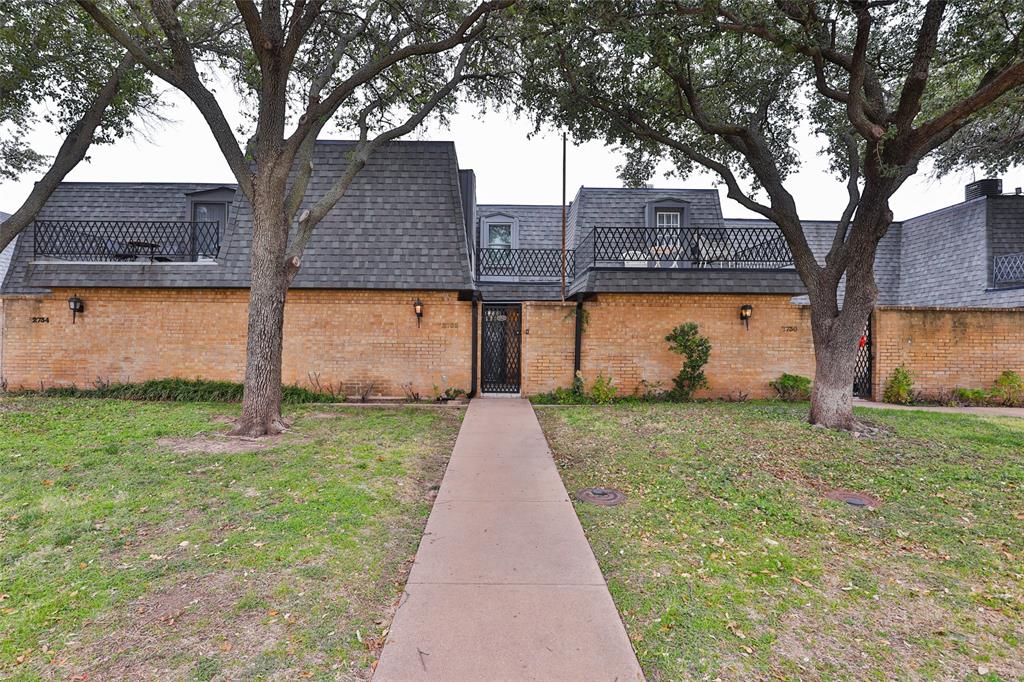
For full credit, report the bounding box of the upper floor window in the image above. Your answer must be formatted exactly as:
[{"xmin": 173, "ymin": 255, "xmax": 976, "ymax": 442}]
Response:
[
  {"xmin": 655, "ymin": 210, "xmax": 681, "ymax": 228},
  {"xmin": 486, "ymin": 222, "xmax": 513, "ymax": 248},
  {"xmin": 192, "ymin": 202, "xmax": 227, "ymax": 256}
]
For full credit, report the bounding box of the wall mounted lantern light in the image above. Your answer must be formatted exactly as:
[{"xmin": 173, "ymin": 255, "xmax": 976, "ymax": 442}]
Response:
[
  {"xmin": 413, "ymin": 299, "xmax": 424, "ymax": 327},
  {"xmin": 68, "ymin": 296, "xmax": 85, "ymax": 325},
  {"xmin": 739, "ymin": 304, "xmax": 753, "ymax": 330}
]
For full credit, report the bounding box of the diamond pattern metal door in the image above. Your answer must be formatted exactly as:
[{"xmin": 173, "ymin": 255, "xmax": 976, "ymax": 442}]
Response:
[
  {"xmin": 481, "ymin": 304, "xmax": 522, "ymax": 393},
  {"xmin": 853, "ymin": 318, "xmax": 872, "ymax": 398}
]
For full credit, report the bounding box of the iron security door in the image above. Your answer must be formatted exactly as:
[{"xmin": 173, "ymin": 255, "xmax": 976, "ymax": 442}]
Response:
[
  {"xmin": 853, "ymin": 318, "xmax": 872, "ymax": 398},
  {"xmin": 481, "ymin": 304, "xmax": 522, "ymax": 393}
]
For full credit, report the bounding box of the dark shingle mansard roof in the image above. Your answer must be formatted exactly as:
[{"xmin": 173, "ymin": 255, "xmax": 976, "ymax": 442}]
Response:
[
  {"xmin": 1, "ymin": 141, "xmax": 474, "ymax": 295},
  {"xmin": 570, "ymin": 187, "xmax": 725, "ymax": 245},
  {"xmin": 724, "ymin": 218, "xmax": 903, "ymax": 306},
  {"xmin": 0, "ymin": 211, "xmax": 14, "ymax": 290}
]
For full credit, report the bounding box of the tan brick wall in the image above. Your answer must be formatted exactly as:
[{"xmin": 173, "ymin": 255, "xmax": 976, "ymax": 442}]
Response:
[
  {"xmin": 578, "ymin": 293, "xmax": 816, "ymax": 399},
  {"xmin": 7, "ymin": 289, "xmax": 1019, "ymax": 402},
  {"xmin": 872, "ymin": 306, "xmax": 1024, "ymax": 398},
  {"xmin": 1, "ymin": 288, "xmax": 472, "ymax": 397},
  {"xmin": 521, "ymin": 301, "xmax": 576, "ymax": 395}
]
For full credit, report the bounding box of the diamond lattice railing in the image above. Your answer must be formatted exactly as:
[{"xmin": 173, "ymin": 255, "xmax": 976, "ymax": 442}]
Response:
[
  {"xmin": 478, "ymin": 248, "xmax": 574, "ymax": 279},
  {"xmin": 994, "ymin": 252, "xmax": 1024, "ymax": 284},
  {"xmin": 589, "ymin": 226, "xmax": 793, "ymax": 269},
  {"xmin": 33, "ymin": 220, "xmax": 221, "ymax": 262}
]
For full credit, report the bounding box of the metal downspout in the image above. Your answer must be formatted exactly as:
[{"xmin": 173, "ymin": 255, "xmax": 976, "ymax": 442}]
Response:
[
  {"xmin": 469, "ymin": 294, "xmax": 479, "ymax": 397},
  {"xmin": 573, "ymin": 296, "xmax": 583, "ymax": 376}
]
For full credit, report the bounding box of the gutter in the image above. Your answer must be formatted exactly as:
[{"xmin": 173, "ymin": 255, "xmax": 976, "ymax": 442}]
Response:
[
  {"xmin": 573, "ymin": 295, "xmax": 583, "ymax": 376},
  {"xmin": 469, "ymin": 293, "xmax": 479, "ymax": 397}
]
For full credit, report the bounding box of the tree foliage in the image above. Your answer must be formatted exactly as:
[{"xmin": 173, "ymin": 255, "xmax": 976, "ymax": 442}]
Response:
[{"xmin": 0, "ymin": 0, "xmax": 156, "ymax": 181}]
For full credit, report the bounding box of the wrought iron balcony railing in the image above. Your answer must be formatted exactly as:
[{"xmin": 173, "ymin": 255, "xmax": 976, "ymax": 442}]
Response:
[
  {"xmin": 33, "ymin": 220, "xmax": 221, "ymax": 262},
  {"xmin": 993, "ymin": 252, "xmax": 1024, "ymax": 285},
  {"xmin": 478, "ymin": 248, "xmax": 575, "ymax": 280},
  {"xmin": 588, "ymin": 225, "xmax": 793, "ymax": 269}
]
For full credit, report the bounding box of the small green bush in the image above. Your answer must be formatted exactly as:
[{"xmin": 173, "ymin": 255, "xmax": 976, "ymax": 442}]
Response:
[
  {"xmin": 882, "ymin": 366, "xmax": 914, "ymax": 405},
  {"xmin": 770, "ymin": 373, "xmax": 812, "ymax": 401},
  {"xmin": 665, "ymin": 322, "xmax": 711, "ymax": 401},
  {"xmin": 990, "ymin": 370, "xmax": 1024, "ymax": 407},
  {"xmin": 589, "ymin": 373, "xmax": 618, "ymax": 404}
]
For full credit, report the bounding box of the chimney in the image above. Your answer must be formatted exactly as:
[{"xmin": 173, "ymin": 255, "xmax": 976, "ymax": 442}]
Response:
[{"xmin": 965, "ymin": 178, "xmax": 1002, "ymax": 201}]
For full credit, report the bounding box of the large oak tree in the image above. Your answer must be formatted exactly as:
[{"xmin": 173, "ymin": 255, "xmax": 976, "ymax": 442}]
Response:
[
  {"xmin": 513, "ymin": 0, "xmax": 1024, "ymax": 429},
  {"xmin": 76, "ymin": 0, "xmax": 515, "ymax": 436}
]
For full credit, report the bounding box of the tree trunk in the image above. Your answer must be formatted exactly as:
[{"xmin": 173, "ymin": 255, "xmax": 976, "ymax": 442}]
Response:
[
  {"xmin": 805, "ymin": 216, "xmax": 888, "ymax": 429},
  {"xmin": 807, "ymin": 320, "xmax": 860, "ymax": 430},
  {"xmin": 233, "ymin": 194, "xmax": 290, "ymax": 437}
]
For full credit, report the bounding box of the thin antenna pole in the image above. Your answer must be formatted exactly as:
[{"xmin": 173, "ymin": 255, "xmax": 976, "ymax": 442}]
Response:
[{"xmin": 561, "ymin": 131, "xmax": 567, "ymax": 301}]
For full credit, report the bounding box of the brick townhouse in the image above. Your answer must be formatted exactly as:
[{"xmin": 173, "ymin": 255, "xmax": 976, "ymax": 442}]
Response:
[{"xmin": 1, "ymin": 141, "xmax": 1022, "ymax": 399}]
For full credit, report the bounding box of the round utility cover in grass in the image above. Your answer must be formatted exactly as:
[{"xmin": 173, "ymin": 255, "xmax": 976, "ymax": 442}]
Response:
[
  {"xmin": 577, "ymin": 487, "xmax": 627, "ymax": 506},
  {"xmin": 825, "ymin": 489, "xmax": 882, "ymax": 509}
]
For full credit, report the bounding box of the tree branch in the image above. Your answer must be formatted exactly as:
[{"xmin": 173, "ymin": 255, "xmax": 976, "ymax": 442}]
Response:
[
  {"xmin": 827, "ymin": 131, "xmax": 863, "ymax": 268},
  {"xmin": 845, "ymin": 1, "xmax": 886, "ymax": 140},
  {"xmin": 1, "ymin": 53, "xmax": 136, "ymax": 252},
  {"xmin": 287, "ymin": 0, "xmax": 513, "ymax": 153},
  {"xmin": 914, "ymin": 58, "xmax": 1024, "ymax": 152},
  {"xmin": 284, "ymin": 45, "xmax": 476, "ymax": 274},
  {"xmin": 891, "ymin": 0, "xmax": 947, "ymax": 131}
]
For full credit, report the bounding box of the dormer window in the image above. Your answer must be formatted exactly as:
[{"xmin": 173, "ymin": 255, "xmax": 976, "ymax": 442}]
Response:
[
  {"xmin": 192, "ymin": 201, "xmax": 227, "ymax": 257},
  {"xmin": 486, "ymin": 222, "xmax": 513, "ymax": 249},
  {"xmin": 655, "ymin": 210, "xmax": 681, "ymax": 229},
  {"xmin": 479, "ymin": 214, "xmax": 520, "ymax": 281}
]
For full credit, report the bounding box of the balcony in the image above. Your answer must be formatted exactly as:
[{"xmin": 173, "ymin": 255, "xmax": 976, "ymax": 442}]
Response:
[
  {"xmin": 475, "ymin": 226, "xmax": 793, "ymax": 287},
  {"xmin": 33, "ymin": 220, "xmax": 221, "ymax": 263},
  {"xmin": 994, "ymin": 252, "xmax": 1024, "ymax": 285},
  {"xmin": 477, "ymin": 248, "xmax": 575, "ymax": 281},
  {"xmin": 576, "ymin": 225, "xmax": 793, "ymax": 273}
]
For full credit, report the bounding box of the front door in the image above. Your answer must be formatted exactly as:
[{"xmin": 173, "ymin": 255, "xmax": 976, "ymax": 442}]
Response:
[
  {"xmin": 853, "ymin": 318, "xmax": 872, "ymax": 398},
  {"xmin": 481, "ymin": 304, "xmax": 522, "ymax": 393}
]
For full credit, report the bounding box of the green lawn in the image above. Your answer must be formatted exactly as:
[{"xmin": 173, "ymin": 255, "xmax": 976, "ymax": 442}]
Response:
[
  {"xmin": 0, "ymin": 397, "xmax": 461, "ymax": 680},
  {"xmin": 537, "ymin": 402, "xmax": 1024, "ymax": 681}
]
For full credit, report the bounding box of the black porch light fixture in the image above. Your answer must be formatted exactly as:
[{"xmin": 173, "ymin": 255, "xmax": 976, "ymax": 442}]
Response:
[
  {"xmin": 413, "ymin": 298, "xmax": 424, "ymax": 327},
  {"xmin": 68, "ymin": 295, "xmax": 85, "ymax": 324},
  {"xmin": 739, "ymin": 304, "xmax": 753, "ymax": 329}
]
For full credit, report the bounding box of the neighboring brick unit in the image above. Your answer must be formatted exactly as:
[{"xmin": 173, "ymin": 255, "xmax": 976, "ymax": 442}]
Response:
[
  {"xmin": 0, "ymin": 288, "xmax": 472, "ymax": 396},
  {"xmin": 578, "ymin": 293, "xmax": 816, "ymax": 398},
  {"xmin": 872, "ymin": 306, "xmax": 1024, "ymax": 398}
]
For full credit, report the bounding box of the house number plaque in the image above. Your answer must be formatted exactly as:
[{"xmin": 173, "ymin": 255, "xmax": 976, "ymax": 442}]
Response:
[{"xmin": 31, "ymin": 316, "xmax": 50, "ymax": 324}]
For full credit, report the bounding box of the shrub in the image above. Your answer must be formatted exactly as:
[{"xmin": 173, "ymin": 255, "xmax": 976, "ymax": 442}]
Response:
[
  {"xmin": 31, "ymin": 378, "xmax": 336, "ymax": 404},
  {"xmin": 882, "ymin": 366, "xmax": 914, "ymax": 405},
  {"xmin": 438, "ymin": 387, "xmax": 466, "ymax": 401},
  {"xmin": 770, "ymin": 373, "xmax": 812, "ymax": 401},
  {"xmin": 665, "ymin": 322, "xmax": 711, "ymax": 401},
  {"xmin": 530, "ymin": 371, "xmax": 588, "ymax": 405},
  {"xmin": 589, "ymin": 373, "xmax": 618, "ymax": 404},
  {"xmin": 990, "ymin": 370, "xmax": 1024, "ymax": 407},
  {"xmin": 954, "ymin": 387, "xmax": 989, "ymax": 406},
  {"xmin": 633, "ymin": 379, "xmax": 666, "ymax": 401}
]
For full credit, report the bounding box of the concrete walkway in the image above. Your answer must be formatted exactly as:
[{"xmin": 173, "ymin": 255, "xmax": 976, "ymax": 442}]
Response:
[
  {"xmin": 855, "ymin": 399, "xmax": 1024, "ymax": 418},
  {"xmin": 374, "ymin": 398, "xmax": 644, "ymax": 681}
]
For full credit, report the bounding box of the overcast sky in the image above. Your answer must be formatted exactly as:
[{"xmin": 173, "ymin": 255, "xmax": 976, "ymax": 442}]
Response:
[{"xmin": 2, "ymin": 85, "xmax": 1021, "ymax": 221}]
